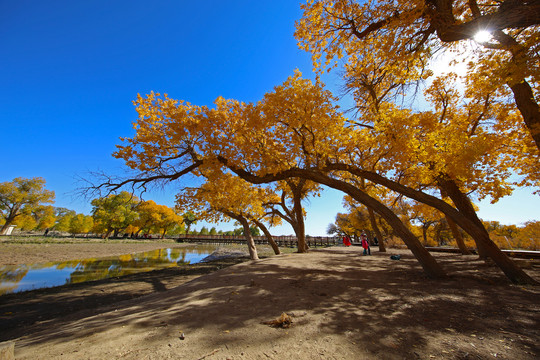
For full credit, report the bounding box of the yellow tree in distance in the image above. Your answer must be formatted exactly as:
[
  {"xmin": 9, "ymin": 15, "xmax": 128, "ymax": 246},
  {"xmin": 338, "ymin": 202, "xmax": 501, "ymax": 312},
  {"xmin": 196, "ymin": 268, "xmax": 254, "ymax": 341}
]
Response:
[
  {"xmin": 0, "ymin": 177, "xmax": 55, "ymax": 235},
  {"xmin": 133, "ymin": 200, "xmax": 183, "ymax": 239}
]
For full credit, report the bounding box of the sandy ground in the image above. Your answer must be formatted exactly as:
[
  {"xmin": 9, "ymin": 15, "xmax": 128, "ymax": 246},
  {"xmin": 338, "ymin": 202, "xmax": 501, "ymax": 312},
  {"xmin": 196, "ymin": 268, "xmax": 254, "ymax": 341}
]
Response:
[{"xmin": 1, "ymin": 243, "xmax": 540, "ymax": 359}]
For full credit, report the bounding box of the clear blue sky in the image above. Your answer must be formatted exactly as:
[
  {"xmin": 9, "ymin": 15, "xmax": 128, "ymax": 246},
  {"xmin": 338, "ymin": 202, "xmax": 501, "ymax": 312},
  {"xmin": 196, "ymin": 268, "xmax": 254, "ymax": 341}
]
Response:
[{"xmin": 1, "ymin": 1, "xmax": 538, "ymax": 236}]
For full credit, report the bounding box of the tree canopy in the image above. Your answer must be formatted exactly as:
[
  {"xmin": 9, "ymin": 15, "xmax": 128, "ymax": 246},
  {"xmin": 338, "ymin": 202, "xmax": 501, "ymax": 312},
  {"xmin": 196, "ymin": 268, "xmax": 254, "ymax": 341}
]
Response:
[
  {"xmin": 295, "ymin": 0, "xmax": 540, "ymax": 151},
  {"xmin": 0, "ymin": 177, "xmax": 55, "ymax": 235},
  {"xmin": 97, "ymin": 2, "xmax": 540, "ymax": 284},
  {"xmin": 91, "ymin": 191, "xmax": 140, "ymax": 238}
]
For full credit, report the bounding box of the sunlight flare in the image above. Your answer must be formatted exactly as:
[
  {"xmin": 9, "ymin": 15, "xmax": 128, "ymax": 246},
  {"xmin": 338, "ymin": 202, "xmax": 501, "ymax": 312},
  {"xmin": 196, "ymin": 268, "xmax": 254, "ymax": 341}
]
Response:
[{"xmin": 474, "ymin": 30, "xmax": 492, "ymax": 43}]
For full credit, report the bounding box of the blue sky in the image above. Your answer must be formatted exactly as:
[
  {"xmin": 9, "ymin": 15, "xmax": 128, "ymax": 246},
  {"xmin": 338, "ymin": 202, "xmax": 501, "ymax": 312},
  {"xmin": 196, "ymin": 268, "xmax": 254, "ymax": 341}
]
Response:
[{"xmin": 1, "ymin": 1, "xmax": 538, "ymax": 236}]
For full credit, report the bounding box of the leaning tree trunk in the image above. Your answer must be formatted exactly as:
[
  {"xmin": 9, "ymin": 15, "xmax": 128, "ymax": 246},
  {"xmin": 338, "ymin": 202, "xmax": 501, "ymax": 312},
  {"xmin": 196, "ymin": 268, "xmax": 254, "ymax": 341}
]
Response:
[
  {"xmin": 496, "ymin": 29, "xmax": 540, "ymax": 153},
  {"xmin": 368, "ymin": 207, "xmax": 386, "ymax": 252},
  {"xmin": 315, "ymin": 164, "xmax": 538, "ymax": 284},
  {"xmin": 439, "ymin": 186, "xmax": 480, "ymax": 256},
  {"xmin": 225, "ymin": 212, "xmax": 259, "ymax": 260},
  {"xmin": 306, "ymin": 173, "xmax": 446, "ymax": 279},
  {"xmin": 239, "ymin": 217, "xmax": 259, "ymax": 260},
  {"xmin": 0, "ymin": 209, "xmax": 19, "ymax": 235},
  {"xmin": 438, "ymin": 177, "xmax": 536, "ymax": 284},
  {"xmin": 0, "ymin": 223, "xmax": 10, "ymax": 236},
  {"xmin": 252, "ymin": 219, "xmax": 281, "ymax": 255},
  {"xmin": 438, "ymin": 180, "xmax": 489, "ymax": 258},
  {"xmin": 445, "ymin": 215, "xmax": 473, "ymax": 255},
  {"xmin": 510, "ymin": 80, "xmax": 540, "ymax": 152}
]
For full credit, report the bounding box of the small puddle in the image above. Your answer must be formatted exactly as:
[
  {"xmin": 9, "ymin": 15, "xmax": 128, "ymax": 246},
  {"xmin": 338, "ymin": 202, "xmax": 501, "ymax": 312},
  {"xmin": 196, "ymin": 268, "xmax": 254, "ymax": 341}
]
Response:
[{"xmin": 0, "ymin": 245, "xmax": 217, "ymax": 295}]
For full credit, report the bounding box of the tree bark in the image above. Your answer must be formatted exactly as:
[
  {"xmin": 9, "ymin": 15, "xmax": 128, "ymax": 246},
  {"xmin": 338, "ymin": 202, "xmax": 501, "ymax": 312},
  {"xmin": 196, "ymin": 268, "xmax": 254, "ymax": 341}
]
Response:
[
  {"xmin": 445, "ymin": 215, "xmax": 473, "ymax": 255},
  {"xmin": 0, "ymin": 206, "xmax": 20, "ymax": 235},
  {"xmin": 510, "ymin": 80, "xmax": 540, "ymax": 152},
  {"xmin": 437, "ymin": 177, "xmax": 493, "ymax": 258},
  {"xmin": 290, "ymin": 182, "xmax": 308, "ymax": 253},
  {"xmin": 314, "ymin": 174, "xmax": 446, "ymax": 278},
  {"xmin": 368, "ymin": 207, "xmax": 386, "ymax": 252},
  {"xmin": 273, "ymin": 179, "xmax": 309, "ymax": 253},
  {"xmin": 252, "ymin": 219, "xmax": 281, "ymax": 255},
  {"xmin": 317, "ymin": 163, "xmax": 537, "ymax": 284},
  {"xmin": 239, "ymin": 216, "xmax": 259, "ymax": 260},
  {"xmin": 437, "ymin": 177, "xmax": 535, "ymax": 284},
  {"xmin": 0, "ymin": 223, "xmax": 11, "ymax": 235},
  {"xmin": 431, "ymin": 0, "xmax": 540, "ymax": 42},
  {"xmin": 439, "ymin": 186, "xmax": 473, "ymax": 255},
  {"xmin": 225, "ymin": 211, "xmax": 259, "ymax": 260}
]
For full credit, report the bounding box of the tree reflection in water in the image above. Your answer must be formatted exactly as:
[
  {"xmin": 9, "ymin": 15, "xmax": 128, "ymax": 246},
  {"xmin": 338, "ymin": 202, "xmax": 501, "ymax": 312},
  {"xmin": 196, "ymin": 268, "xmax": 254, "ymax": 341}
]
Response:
[{"xmin": 0, "ymin": 245, "xmax": 216, "ymax": 295}]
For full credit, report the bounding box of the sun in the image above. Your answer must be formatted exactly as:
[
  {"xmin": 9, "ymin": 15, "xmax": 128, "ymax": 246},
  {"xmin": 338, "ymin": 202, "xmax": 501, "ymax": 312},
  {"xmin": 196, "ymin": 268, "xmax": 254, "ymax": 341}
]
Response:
[{"xmin": 474, "ymin": 30, "xmax": 492, "ymax": 43}]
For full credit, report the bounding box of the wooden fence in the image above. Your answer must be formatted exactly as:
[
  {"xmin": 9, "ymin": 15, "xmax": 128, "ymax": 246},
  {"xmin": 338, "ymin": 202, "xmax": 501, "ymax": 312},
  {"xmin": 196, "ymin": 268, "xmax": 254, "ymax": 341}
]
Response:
[{"xmin": 176, "ymin": 234, "xmax": 341, "ymax": 247}]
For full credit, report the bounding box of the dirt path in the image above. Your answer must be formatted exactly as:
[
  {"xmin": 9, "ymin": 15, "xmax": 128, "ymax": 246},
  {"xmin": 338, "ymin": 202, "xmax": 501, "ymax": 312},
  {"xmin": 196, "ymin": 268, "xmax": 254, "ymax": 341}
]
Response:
[{"xmin": 3, "ymin": 246, "xmax": 539, "ymax": 360}]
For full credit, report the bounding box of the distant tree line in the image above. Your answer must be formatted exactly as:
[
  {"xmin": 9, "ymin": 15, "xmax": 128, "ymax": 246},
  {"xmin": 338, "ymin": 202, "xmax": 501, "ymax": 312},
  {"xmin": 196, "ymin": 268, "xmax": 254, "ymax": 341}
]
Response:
[{"xmin": 0, "ymin": 178, "xmax": 260, "ymax": 239}]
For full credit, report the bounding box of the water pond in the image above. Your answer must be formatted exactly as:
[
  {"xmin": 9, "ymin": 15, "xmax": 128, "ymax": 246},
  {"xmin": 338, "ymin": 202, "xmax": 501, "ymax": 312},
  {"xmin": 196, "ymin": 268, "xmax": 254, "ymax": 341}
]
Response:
[{"xmin": 0, "ymin": 245, "xmax": 217, "ymax": 295}]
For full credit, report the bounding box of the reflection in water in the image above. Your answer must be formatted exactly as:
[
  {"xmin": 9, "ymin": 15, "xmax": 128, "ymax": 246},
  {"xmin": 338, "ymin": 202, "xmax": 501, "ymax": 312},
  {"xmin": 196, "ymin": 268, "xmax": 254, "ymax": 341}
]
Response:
[{"xmin": 0, "ymin": 245, "xmax": 216, "ymax": 295}]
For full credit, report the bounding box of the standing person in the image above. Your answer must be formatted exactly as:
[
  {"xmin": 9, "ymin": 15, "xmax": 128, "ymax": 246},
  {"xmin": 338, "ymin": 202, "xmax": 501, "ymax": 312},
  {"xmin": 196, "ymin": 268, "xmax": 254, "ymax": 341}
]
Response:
[
  {"xmin": 361, "ymin": 233, "xmax": 371, "ymax": 255},
  {"xmin": 343, "ymin": 235, "xmax": 351, "ymax": 247}
]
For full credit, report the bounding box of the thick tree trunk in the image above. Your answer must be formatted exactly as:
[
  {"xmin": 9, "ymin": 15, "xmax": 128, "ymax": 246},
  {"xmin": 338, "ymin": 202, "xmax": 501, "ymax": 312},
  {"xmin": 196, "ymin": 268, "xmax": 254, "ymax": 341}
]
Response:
[
  {"xmin": 510, "ymin": 80, "xmax": 540, "ymax": 152},
  {"xmin": 368, "ymin": 207, "xmax": 386, "ymax": 252},
  {"xmin": 320, "ymin": 164, "xmax": 537, "ymax": 284},
  {"xmin": 288, "ymin": 179, "xmax": 308, "ymax": 253},
  {"xmin": 301, "ymin": 174, "xmax": 446, "ymax": 278},
  {"xmin": 438, "ymin": 178, "xmax": 497, "ymax": 258},
  {"xmin": 0, "ymin": 223, "xmax": 10, "ymax": 235},
  {"xmin": 225, "ymin": 211, "xmax": 259, "ymax": 260},
  {"xmin": 0, "ymin": 209, "xmax": 19, "ymax": 235},
  {"xmin": 252, "ymin": 219, "xmax": 281, "ymax": 255},
  {"xmin": 437, "ymin": 177, "xmax": 536, "ymax": 284},
  {"xmin": 292, "ymin": 223, "xmax": 308, "ymax": 253},
  {"xmin": 445, "ymin": 215, "xmax": 473, "ymax": 255},
  {"xmin": 239, "ymin": 216, "xmax": 259, "ymax": 260}
]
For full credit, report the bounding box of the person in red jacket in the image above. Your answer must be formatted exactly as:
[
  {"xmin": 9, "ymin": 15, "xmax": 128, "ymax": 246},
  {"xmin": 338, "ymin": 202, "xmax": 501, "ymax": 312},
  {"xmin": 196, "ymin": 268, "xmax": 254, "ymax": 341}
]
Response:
[{"xmin": 361, "ymin": 233, "xmax": 371, "ymax": 255}]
